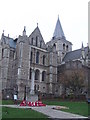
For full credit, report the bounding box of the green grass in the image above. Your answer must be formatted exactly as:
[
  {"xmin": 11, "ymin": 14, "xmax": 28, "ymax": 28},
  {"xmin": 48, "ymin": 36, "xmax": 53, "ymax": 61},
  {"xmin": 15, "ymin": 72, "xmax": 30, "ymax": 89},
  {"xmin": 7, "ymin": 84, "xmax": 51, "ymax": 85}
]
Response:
[
  {"xmin": 2, "ymin": 100, "xmax": 14, "ymax": 105},
  {"xmin": 2, "ymin": 107, "xmax": 48, "ymax": 119},
  {"xmin": 1, "ymin": 100, "xmax": 22, "ymax": 105},
  {"xmin": 43, "ymin": 100, "xmax": 88, "ymax": 117},
  {"xmin": 1, "ymin": 100, "xmax": 89, "ymax": 117}
]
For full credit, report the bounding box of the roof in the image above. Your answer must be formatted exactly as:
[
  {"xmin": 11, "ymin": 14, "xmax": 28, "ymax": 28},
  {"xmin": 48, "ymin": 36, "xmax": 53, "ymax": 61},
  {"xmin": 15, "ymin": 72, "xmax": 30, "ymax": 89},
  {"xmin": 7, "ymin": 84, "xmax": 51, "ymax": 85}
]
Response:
[
  {"xmin": 53, "ymin": 16, "xmax": 65, "ymax": 39},
  {"xmin": 9, "ymin": 38, "xmax": 16, "ymax": 48},
  {"xmin": 63, "ymin": 47, "xmax": 88, "ymax": 62},
  {"xmin": 2, "ymin": 36, "xmax": 16, "ymax": 49}
]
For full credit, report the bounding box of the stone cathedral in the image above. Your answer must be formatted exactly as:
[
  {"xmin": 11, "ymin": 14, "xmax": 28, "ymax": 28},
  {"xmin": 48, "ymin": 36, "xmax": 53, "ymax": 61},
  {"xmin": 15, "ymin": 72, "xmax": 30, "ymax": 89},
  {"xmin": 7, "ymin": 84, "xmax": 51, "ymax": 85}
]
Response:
[{"xmin": 0, "ymin": 17, "xmax": 89, "ymax": 100}]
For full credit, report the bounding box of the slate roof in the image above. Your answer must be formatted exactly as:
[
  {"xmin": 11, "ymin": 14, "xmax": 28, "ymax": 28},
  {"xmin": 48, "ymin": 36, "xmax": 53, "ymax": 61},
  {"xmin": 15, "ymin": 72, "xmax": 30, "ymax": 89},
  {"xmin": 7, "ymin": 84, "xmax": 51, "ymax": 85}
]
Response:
[
  {"xmin": 2, "ymin": 36, "xmax": 17, "ymax": 49},
  {"xmin": 9, "ymin": 38, "xmax": 16, "ymax": 48},
  {"xmin": 63, "ymin": 47, "xmax": 88, "ymax": 62},
  {"xmin": 53, "ymin": 16, "xmax": 65, "ymax": 39}
]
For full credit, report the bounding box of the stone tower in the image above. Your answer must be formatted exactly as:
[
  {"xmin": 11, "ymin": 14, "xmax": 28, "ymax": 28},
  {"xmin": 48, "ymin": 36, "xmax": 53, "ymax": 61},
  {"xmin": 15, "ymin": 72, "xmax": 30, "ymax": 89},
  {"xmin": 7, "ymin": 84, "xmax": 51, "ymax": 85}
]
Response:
[
  {"xmin": 15, "ymin": 27, "xmax": 31, "ymax": 100},
  {"xmin": 46, "ymin": 16, "xmax": 72, "ymax": 64},
  {"xmin": 47, "ymin": 46, "xmax": 58, "ymax": 96},
  {"xmin": 46, "ymin": 16, "xmax": 72, "ymax": 96}
]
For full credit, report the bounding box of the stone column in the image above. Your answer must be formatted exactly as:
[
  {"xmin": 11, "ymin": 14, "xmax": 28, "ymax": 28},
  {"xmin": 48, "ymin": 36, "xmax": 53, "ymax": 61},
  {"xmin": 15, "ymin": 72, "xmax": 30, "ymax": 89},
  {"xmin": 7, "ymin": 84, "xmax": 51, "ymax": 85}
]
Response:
[
  {"xmin": 30, "ymin": 69, "xmax": 35, "ymax": 95},
  {"xmin": 49, "ymin": 83, "xmax": 53, "ymax": 94},
  {"xmin": 40, "ymin": 71, "xmax": 42, "ymax": 82}
]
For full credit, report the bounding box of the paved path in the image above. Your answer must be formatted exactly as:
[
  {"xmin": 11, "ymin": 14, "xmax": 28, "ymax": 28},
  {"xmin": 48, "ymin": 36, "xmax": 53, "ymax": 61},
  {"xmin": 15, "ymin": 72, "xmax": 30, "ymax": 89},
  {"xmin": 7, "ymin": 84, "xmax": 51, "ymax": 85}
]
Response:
[
  {"xmin": 0, "ymin": 105, "xmax": 88, "ymax": 119},
  {"xmin": 32, "ymin": 105, "xmax": 87, "ymax": 119}
]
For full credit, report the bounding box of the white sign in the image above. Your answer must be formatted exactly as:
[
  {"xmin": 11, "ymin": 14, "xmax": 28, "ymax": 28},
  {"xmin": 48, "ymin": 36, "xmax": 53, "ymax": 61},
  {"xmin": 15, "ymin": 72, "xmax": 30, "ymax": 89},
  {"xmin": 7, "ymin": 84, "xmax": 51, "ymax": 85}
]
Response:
[{"xmin": 14, "ymin": 95, "xmax": 17, "ymax": 100}]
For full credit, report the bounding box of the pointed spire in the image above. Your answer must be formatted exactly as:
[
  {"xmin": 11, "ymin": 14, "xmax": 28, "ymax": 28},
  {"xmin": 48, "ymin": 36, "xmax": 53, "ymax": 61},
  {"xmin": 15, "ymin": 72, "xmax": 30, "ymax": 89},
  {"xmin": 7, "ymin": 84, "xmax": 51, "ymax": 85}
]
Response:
[
  {"xmin": 53, "ymin": 16, "xmax": 65, "ymax": 40},
  {"xmin": 24, "ymin": 26, "xmax": 26, "ymax": 31},
  {"xmin": 81, "ymin": 42, "xmax": 85, "ymax": 59},
  {"xmin": 81, "ymin": 42, "xmax": 85, "ymax": 51},
  {"xmin": 2, "ymin": 30, "xmax": 4, "ymax": 36},
  {"xmin": 23, "ymin": 26, "xmax": 26, "ymax": 36}
]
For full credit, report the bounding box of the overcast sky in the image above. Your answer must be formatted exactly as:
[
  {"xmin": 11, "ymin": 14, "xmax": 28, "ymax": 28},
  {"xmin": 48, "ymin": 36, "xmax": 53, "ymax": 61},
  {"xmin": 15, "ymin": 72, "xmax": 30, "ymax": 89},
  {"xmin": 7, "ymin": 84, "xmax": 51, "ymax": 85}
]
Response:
[{"xmin": 0, "ymin": 0, "xmax": 88, "ymax": 50}]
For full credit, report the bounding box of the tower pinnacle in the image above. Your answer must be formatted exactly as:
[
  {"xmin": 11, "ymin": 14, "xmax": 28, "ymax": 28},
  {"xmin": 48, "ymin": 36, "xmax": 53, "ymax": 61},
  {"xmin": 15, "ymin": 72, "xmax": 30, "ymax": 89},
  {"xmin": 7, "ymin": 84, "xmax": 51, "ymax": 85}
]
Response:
[
  {"xmin": 81, "ymin": 42, "xmax": 85, "ymax": 59},
  {"xmin": 2, "ymin": 30, "xmax": 4, "ymax": 36},
  {"xmin": 82, "ymin": 42, "xmax": 84, "ymax": 49},
  {"xmin": 23, "ymin": 26, "xmax": 26, "ymax": 36}
]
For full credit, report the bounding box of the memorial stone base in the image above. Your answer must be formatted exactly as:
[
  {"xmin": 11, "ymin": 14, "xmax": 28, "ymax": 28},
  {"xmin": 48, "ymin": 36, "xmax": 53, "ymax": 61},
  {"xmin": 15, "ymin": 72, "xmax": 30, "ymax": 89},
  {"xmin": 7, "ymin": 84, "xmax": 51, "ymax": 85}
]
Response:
[{"xmin": 26, "ymin": 94, "xmax": 38, "ymax": 102}]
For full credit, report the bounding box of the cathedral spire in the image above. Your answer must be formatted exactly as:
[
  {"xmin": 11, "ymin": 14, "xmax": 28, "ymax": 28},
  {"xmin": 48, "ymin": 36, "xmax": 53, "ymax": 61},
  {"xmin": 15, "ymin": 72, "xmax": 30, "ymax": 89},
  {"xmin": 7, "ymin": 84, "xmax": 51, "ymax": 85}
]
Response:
[{"xmin": 52, "ymin": 16, "xmax": 65, "ymax": 40}]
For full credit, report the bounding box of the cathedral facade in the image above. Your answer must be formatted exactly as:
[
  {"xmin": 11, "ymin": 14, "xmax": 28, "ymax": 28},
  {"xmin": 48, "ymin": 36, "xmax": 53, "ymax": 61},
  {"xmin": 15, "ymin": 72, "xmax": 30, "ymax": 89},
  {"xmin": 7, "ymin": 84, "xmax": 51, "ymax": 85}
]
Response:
[{"xmin": 0, "ymin": 17, "xmax": 89, "ymax": 100}]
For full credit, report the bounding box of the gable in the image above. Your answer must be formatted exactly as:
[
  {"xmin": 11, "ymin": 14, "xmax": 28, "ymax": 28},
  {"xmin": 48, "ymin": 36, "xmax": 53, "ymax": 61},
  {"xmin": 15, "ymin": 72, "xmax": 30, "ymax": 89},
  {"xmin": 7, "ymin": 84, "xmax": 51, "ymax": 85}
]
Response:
[{"xmin": 29, "ymin": 26, "xmax": 46, "ymax": 49}]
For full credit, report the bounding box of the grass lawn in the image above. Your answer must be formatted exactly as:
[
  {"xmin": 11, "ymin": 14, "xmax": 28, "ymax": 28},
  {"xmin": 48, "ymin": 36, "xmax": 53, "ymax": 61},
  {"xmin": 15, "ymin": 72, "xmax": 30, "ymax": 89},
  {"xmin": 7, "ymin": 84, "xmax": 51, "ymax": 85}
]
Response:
[
  {"xmin": 1, "ymin": 100, "xmax": 22, "ymax": 105},
  {"xmin": 1, "ymin": 100, "xmax": 49, "ymax": 119},
  {"xmin": 2, "ymin": 107, "xmax": 49, "ymax": 119},
  {"xmin": 2, "ymin": 100, "xmax": 14, "ymax": 105},
  {"xmin": 1, "ymin": 100, "xmax": 89, "ymax": 118},
  {"xmin": 43, "ymin": 100, "xmax": 88, "ymax": 117}
]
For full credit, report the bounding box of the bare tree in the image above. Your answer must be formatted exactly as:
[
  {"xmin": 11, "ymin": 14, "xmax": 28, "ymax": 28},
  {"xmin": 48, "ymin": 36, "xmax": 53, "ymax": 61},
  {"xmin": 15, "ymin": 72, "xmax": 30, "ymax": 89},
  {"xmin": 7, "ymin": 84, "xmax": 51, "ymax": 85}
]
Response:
[{"xmin": 59, "ymin": 69, "xmax": 85, "ymax": 97}]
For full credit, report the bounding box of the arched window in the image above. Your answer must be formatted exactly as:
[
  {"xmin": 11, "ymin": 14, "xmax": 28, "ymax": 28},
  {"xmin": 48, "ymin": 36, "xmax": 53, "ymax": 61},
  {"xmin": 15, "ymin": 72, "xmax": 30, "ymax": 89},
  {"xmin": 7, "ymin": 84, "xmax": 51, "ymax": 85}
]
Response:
[
  {"xmin": 31, "ymin": 38, "xmax": 33, "ymax": 45},
  {"xmin": 40, "ymin": 41, "xmax": 42, "ymax": 48},
  {"xmin": 63, "ymin": 44, "xmax": 65, "ymax": 50},
  {"xmin": 66, "ymin": 45, "xmax": 68, "ymax": 51},
  {"xmin": 36, "ymin": 36, "xmax": 38, "ymax": 46},
  {"xmin": 42, "ymin": 71, "xmax": 46, "ymax": 81},
  {"xmin": 29, "ymin": 68, "xmax": 32, "ymax": 79},
  {"xmin": 35, "ymin": 69, "xmax": 40, "ymax": 80},
  {"xmin": 36, "ymin": 51, "xmax": 39, "ymax": 64},
  {"xmin": 53, "ymin": 44, "xmax": 56, "ymax": 52},
  {"xmin": 30, "ymin": 51, "xmax": 33, "ymax": 63},
  {"xmin": 43, "ymin": 55, "xmax": 45, "ymax": 65}
]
